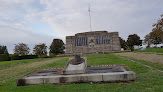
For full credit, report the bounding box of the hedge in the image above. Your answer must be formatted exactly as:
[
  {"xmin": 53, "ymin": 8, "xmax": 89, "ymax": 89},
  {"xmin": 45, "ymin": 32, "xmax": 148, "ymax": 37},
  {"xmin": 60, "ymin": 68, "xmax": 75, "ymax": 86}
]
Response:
[
  {"xmin": 19, "ymin": 55, "xmax": 38, "ymax": 59},
  {"xmin": 11, "ymin": 55, "xmax": 21, "ymax": 60},
  {"xmin": 0, "ymin": 54, "xmax": 38, "ymax": 61},
  {"xmin": 0, "ymin": 54, "xmax": 11, "ymax": 61},
  {"xmin": 11, "ymin": 55, "xmax": 38, "ymax": 60}
]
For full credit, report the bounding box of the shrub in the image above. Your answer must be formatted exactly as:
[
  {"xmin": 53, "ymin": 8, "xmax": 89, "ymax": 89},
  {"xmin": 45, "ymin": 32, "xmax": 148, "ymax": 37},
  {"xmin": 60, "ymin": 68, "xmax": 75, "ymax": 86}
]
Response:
[
  {"xmin": 49, "ymin": 53, "xmax": 56, "ymax": 58},
  {"xmin": 39, "ymin": 55, "xmax": 48, "ymax": 58}
]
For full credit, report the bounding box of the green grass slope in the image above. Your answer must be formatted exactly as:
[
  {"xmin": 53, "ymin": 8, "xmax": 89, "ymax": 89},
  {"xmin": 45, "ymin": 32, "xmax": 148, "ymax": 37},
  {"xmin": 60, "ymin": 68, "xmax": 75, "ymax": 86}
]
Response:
[
  {"xmin": 0, "ymin": 54, "xmax": 162, "ymax": 92},
  {"xmin": 0, "ymin": 58, "xmax": 51, "ymax": 70},
  {"xmin": 136, "ymin": 48, "xmax": 163, "ymax": 53}
]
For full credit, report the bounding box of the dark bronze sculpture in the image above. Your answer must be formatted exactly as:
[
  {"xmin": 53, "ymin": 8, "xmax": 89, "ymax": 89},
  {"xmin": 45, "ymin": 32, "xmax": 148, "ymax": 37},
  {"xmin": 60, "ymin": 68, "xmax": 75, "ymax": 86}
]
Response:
[{"xmin": 69, "ymin": 55, "xmax": 85, "ymax": 65}]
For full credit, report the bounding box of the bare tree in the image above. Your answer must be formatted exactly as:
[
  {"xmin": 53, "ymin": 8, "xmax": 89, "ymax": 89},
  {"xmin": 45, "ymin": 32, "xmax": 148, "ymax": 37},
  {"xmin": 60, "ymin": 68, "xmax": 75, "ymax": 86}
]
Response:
[
  {"xmin": 14, "ymin": 43, "xmax": 30, "ymax": 56},
  {"xmin": 33, "ymin": 43, "xmax": 47, "ymax": 57}
]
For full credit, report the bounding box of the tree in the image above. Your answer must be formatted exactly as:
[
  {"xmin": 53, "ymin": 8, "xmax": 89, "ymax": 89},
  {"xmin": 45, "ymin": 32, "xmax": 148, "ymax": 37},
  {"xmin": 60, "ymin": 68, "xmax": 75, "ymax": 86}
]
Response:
[
  {"xmin": 152, "ymin": 14, "xmax": 163, "ymax": 32},
  {"xmin": 144, "ymin": 34, "xmax": 152, "ymax": 48},
  {"xmin": 49, "ymin": 39, "xmax": 65, "ymax": 55},
  {"xmin": 150, "ymin": 14, "xmax": 163, "ymax": 45},
  {"xmin": 127, "ymin": 34, "xmax": 142, "ymax": 51},
  {"xmin": 119, "ymin": 37, "xmax": 127, "ymax": 50},
  {"xmin": 33, "ymin": 43, "xmax": 47, "ymax": 57},
  {"xmin": 149, "ymin": 29, "xmax": 163, "ymax": 45},
  {"xmin": 14, "ymin": 43, "xmax": 30, "ymax": 56},
  {"xmin": 144, "ymin": 14, "xmax": 163, "ymax": 46},
  {"xmin": 0, "ymin": 45, "xmax": 8, "ymax": 54}
]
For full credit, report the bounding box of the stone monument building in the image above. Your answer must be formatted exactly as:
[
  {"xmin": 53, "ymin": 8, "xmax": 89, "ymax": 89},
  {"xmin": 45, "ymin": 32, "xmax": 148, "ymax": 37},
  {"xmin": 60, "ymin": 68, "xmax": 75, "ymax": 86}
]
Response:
[{"xmin": 66, "ymin": 31, "xmax": 121, "ymax": 55}]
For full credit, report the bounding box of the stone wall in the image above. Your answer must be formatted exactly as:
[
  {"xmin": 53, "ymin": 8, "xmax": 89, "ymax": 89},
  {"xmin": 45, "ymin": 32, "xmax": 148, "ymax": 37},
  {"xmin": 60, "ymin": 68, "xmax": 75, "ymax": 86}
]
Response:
[{"xmin": 66, "ymin": 31, "xmax": 121, "ymax": 55}]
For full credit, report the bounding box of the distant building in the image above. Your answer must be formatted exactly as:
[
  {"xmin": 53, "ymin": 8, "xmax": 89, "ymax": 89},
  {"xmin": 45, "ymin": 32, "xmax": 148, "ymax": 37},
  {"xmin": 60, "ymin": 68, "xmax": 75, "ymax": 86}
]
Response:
[
  {"xmin": 66, "ymin": 31, "xmax": 121, "ymax": 55},
  {"xmin": 134, "ymin": 45, "xmax": 140, "ymax": 50}
]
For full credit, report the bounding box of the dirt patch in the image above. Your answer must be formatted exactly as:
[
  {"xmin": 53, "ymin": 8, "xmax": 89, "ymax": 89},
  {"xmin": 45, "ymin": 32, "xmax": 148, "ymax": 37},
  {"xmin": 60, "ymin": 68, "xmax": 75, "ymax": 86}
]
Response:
[{"xmin": 114, "ymin": 52, "xmax": 163, "ymax": 64}]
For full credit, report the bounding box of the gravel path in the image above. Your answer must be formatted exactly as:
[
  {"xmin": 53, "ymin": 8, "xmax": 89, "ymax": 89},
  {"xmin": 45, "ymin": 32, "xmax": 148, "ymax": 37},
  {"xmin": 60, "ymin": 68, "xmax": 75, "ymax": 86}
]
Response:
[
  {"xmin": 115, "ymin": 55, "xmax": 163, "ymax": 73},
  {"xmin": 114, "ymin": 52, "xmax": 163, "ymax": 64}
]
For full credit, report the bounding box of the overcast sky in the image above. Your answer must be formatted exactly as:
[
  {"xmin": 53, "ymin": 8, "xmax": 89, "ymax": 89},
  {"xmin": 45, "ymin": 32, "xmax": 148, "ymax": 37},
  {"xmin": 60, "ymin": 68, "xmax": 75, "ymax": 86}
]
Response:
[{"xmin": 0, "ymin": 0, "xmax": 163, "ymax": 54}]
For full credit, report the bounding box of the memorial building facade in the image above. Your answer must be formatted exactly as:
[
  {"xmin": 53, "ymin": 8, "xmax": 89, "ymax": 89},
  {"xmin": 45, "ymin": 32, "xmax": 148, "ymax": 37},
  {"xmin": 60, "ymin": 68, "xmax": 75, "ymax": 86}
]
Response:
[{"xmin": 66, "ymin": 31, "xmax": 121, "ymax": 55}]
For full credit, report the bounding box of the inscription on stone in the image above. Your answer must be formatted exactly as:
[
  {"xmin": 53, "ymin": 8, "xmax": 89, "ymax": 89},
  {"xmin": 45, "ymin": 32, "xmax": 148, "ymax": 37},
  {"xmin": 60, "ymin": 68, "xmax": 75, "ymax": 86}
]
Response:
[{"xmin": 66, "ymin": 31, "xmax": 121, "ymax": 54}]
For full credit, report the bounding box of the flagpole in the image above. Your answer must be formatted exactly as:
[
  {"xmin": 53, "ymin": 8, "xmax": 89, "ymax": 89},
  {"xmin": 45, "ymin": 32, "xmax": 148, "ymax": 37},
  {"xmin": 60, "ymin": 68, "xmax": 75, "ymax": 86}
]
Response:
[{"xmin": 88, "ymin": 4, "xmax": 92, "ymax": 31}]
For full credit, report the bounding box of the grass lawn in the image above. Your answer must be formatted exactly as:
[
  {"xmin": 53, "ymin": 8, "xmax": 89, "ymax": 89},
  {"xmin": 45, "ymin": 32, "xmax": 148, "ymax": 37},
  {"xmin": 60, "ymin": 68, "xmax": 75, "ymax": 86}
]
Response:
[
  {"xmin": 135, "ymin": 48, "xmax": 163, "ymax": 53},
  {"xmin": 119, "ymin": 56, "xmax": 163, "ymax": 71},
  {"xmin": 0, "ymin": 54, "xmax": 162, "ymax": 92},
  {"xmin": 0, "ymin": 58, "xmax": 51, "ymax": 66},
  {"xmin": 0, "ymin": 58, "xmax": 51, "ymax": 70}
]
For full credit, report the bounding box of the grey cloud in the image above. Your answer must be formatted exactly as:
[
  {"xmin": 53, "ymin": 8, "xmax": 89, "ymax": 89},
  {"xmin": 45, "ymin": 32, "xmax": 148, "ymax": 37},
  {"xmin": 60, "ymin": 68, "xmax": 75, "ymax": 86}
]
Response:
[
  {"xmin": 38, "ymin": 0, "xmax": 163, "ymax": 40},
  {"xmin": 0, "ymin": 0, "xmax": 163, "ymax": 53},
  {"xmin": 0, "ymin": 27, "xmax": 54, "ymax": 53}
]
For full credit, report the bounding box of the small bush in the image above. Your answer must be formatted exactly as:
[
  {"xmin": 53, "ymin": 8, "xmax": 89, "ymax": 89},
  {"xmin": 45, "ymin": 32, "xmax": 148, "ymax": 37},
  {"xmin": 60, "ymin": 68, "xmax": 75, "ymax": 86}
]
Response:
[
  {"xmin": 49, "ymin": 53, "xmax": 56, "ymax": 58},
  {"xmin": 38, "ymin": 55, "xmax": 48, "ymax": 58}
]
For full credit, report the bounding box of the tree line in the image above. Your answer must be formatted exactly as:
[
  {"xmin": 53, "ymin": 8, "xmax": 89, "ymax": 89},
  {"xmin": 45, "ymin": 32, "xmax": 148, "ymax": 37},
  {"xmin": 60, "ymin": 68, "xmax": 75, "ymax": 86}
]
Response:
[
  {"xmin": 0, "ymin": 39, "xmax": 65, "ymax": 60},
  {"xmin": 119, "ymin": 34, "xmax": 142, "ymax": 51},
  {"xmin": 119, "ymin": 14, "xmax": 163, "ymax": 50}
]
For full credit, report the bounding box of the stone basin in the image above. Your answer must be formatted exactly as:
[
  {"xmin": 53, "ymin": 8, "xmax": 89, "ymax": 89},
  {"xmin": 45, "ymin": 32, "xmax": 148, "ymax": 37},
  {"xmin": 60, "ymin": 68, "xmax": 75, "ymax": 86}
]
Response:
[{"xmin": 17, "ymin": 64, "xmax": 136, "ymax": 86}]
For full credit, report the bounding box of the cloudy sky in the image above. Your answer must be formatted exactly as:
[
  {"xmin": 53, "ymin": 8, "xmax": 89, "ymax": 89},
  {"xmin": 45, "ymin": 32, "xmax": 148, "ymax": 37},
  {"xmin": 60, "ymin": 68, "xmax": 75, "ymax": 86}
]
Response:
[{"xmin": 0, "ymin": 0, "xmax": 163, "ymax": 54}]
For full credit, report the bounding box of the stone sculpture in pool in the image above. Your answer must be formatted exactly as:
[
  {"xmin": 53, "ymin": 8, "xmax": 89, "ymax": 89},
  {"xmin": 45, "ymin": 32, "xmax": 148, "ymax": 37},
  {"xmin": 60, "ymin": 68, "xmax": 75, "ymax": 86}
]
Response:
[{"xmin": 17, "ymin": 55, "xmax": 136, "ymax": 86}]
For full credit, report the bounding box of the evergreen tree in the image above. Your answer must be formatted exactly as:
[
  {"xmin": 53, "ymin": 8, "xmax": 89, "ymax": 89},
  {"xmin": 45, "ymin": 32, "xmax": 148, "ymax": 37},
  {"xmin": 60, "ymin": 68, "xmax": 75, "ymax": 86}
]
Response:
[
  {"xmin": 49, "ymin": 39, "xmax": 65, "ymax": 55},
  {"xmin": 119, "ymin": 37, "xmax": 127, "ymax": 50},
  {"xmin": 127, "ymin": 34, "xmax": 142, "ymax": 51},
  {"xmin": 0, "ymin": 45, "xmax": 8, "ymax": 54}
]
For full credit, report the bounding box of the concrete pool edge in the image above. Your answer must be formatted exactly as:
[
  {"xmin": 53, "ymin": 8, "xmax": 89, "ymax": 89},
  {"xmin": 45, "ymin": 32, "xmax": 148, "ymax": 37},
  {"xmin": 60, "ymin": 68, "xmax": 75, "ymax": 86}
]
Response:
[{"xmin": 17, "ymin": 65, "xmax": 136, "ymax": 86}]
